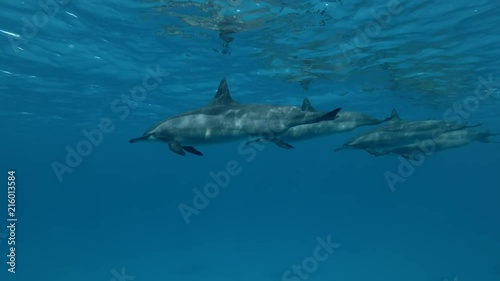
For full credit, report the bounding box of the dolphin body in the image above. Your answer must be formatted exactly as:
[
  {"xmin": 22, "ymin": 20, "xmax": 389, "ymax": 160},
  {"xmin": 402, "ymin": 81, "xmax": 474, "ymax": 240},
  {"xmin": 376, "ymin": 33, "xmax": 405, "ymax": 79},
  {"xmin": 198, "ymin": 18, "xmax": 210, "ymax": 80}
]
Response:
[
  {"xmin": 129, "ymin": 79, "xmax": 342, "ymax": 156},
  {"xmin": 334, "ymin": 111, "xmax": 483, "ymax": 156},
  {"xmin": 379, "ymin": 129, "xmax": 500, "ymax": 159},
  {"xmin": 276, "ymin": 98, "xmax": 396, "ymax": 142}
]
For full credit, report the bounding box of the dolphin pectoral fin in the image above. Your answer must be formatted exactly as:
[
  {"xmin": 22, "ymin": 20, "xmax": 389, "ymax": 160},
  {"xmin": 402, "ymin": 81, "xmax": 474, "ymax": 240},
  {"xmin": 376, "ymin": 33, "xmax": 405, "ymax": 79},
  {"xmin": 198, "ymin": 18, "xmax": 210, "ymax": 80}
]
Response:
[
  {"xmin": 394, "ymin": 151, "xmax": 427, "ymax": 161},
  {"xmin": 466, "ymin": 122, "xmax": 483, "ymax": 129},
  {"xmin": 246, "ymin": 138, "xmax": 294, "ymax": 149},
  {"xmin": 364, "ymin": 148, "xmax": 384, "ymax": 157},
  {"xmin": 182, "ymin": 146, "xmax": 203, "ymax": 156},
  {"xmin": 168, "ymin": 141, "xmax": 186, "ymax": 156},
  {"xmin": 483, "ymin": 131, "xmax": 500, "ymax": 143},
  {"xmin": 475, "ymin": 130, "xmax": 500, "ymax": 143},
  {"xmin": 272, "ymin": 139, "xmax": 294, "ymax": 149},
  {"xmin": 316, "ymin": 108, "xmax": 342, "ymax": 122},
  {"xmin": 169, "ymin": 141, "xmax": 203, "ymax": 156}
]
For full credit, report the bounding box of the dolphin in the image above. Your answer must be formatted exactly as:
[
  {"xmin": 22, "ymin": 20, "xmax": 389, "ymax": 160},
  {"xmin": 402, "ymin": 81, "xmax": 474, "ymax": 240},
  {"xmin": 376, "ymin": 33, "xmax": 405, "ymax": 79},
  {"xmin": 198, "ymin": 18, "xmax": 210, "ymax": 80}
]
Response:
[
  {"xmin": 274, "ymin": 98, "xmax": 396, "ymax": 142},
  {"xmin": 379, "ymin": 129, "xmax": 500, "ymax": 159},
  {"xmin": 334, "ymin": 110, "xmax": 483, "ymax": 156},
  {"xmin": 129, "ymin": 78, "xmax": 342, "ymax": 156}
]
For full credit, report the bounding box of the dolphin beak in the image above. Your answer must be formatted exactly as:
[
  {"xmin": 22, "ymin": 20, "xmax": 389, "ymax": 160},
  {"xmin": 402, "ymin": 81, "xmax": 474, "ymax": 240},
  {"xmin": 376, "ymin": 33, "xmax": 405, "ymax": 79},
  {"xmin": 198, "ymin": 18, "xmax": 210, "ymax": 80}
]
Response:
[
  {"xmin": 129, "ymin": 134, "xmax": 151, "ymax": 143},
  {"xmin": 334, "ymin": 146, "xmax": 346, "ymax": 152}
]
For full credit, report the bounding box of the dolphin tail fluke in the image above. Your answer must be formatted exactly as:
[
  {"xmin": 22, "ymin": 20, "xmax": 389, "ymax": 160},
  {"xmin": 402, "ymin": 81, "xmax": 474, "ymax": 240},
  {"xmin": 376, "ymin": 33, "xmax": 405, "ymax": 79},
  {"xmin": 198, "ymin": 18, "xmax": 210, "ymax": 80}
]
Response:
[
  {"xmin": 316, "ymin": 108, "xmax": 342, "ymax": 122},
  {"xmin": 400, "ymin": 153, "xmax": 425, "ymax": 161},
  {"xmin": 129, "ymin": 133, "xmax": 152, "ymax": 143},
  {"xmin": 467, "ymin": 122, "xmax": 484, "ymax": 129}
]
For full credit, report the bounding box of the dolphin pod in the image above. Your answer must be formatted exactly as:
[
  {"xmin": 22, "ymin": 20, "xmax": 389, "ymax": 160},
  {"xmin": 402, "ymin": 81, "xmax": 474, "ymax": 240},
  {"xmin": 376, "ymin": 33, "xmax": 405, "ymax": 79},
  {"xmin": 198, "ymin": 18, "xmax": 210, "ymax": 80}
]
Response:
[
  {"xmin": 334, "ymin": 110, "xmax": 498, "ymax": 158},
  {"xmin": 129, "ymin": 78, "xmax": 341, "ymax": 156},
  {"xmin": 130, "ymin": 78, "xmax": 499, "ymax": 157},
  {"xmin": 276, "ymin": 98, "xmax": 397, "ymax": 142},
  {"xmin": 379, "ymin": 128, "xmax": 500, "ymax": 159}
]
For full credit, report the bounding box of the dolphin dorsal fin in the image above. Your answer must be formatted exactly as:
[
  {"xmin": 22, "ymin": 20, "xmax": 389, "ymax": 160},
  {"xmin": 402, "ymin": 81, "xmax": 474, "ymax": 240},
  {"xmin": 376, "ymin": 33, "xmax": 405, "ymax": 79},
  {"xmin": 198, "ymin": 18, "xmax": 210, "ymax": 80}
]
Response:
[
  {"xmin": 301, "ymin": 97, "xmax": 317, "ymax": 112},
  {"xmin": 209, "ymin": 78, "xmax": 235, "ymax": 106},
  {"xmin": 388, "ymin": 109, "xmax": 401, "ymax": 123}
]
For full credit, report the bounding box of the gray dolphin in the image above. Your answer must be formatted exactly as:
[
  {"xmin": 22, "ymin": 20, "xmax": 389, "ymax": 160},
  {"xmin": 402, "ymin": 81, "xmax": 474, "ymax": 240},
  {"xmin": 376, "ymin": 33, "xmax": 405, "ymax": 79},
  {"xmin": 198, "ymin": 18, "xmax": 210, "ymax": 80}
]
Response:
[
  {"xmin": 334, "ymin": 111, "xmax": 483, "ymax": 156},
  {"xmin": 129, "ymin": 79, "xmax": 341, "ymax": 156},
  {"xmin": 275, "ymin": 98, "xmax": 396, "ymax": 142},
  {"xmin": 380, "ymin": 129, "xmax": 500, "ymax": 159}
]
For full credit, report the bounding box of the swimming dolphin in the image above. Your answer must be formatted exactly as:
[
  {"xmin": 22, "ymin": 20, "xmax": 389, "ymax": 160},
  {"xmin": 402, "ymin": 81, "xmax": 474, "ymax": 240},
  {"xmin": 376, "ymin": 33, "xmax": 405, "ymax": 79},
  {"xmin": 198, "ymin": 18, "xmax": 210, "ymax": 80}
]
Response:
[
  {"xmin": 334, "ymin": 110, "xmax": 483, "ymax": 156},
  {"xmin": 379, "ymin": 129, "xmax": 500, "ymax": 159},
  {"xmin": 275, "ymin": 98, "xmax": 396, "ymax": 142},
  {"xmin": 129, "ymin": 79, "xmax": 342, "ymax": 156}
]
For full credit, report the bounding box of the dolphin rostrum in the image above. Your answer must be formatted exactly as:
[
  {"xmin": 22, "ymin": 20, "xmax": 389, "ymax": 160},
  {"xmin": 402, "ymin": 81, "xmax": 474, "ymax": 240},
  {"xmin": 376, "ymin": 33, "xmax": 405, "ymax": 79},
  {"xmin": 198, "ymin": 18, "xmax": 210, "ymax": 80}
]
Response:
[
  {"xmin": 334, "ymin": 110, "xmax": 483, "ymax": 156},
  {"xmin": 274, "ymin": 98, "xmax": 396, "ymax": 142},
  {"xmin": 129, "ymin": 79, "xmax": 342, "ymax": 156}
]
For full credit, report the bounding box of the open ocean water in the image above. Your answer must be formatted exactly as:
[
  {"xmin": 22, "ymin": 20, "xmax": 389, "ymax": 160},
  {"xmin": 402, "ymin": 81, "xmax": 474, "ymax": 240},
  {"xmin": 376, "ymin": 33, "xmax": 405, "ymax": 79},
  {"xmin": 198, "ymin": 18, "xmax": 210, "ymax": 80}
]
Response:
[{"xmin": 1, "ymin": 0, "xmax": 500, "ymax": 280}]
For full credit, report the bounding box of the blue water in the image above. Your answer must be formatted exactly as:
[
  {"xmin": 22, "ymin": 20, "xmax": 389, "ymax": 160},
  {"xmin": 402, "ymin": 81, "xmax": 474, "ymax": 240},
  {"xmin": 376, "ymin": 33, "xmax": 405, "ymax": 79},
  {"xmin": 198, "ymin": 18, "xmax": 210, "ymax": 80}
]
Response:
[{"xmin": 1, "ymin": 0, "xmax": 500, "ymax": 280}]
